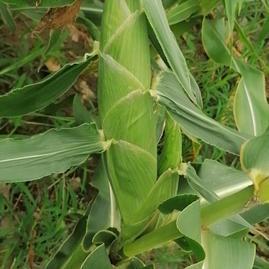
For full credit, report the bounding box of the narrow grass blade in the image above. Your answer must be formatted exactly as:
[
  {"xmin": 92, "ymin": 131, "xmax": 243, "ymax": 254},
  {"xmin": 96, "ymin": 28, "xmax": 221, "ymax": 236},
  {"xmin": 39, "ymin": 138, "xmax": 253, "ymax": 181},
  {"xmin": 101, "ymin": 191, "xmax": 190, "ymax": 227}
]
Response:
[
  {"xmin": 0, "ymin": 45, "xmax": 43, "ymax": 76},
  {"xmin": 0, "ymin": 2, "xmax": 16, "ymax": 31},
  {"xmin": 0, "ymin": 123, "xmax": 105, "ymax": 182},
  {"xmin": 224, "ymin": 0, "xmax": 240, "ymax": 36},
  {"xmin": 0, "ymin": 54, "xmax": 96, "ymax": 117}
]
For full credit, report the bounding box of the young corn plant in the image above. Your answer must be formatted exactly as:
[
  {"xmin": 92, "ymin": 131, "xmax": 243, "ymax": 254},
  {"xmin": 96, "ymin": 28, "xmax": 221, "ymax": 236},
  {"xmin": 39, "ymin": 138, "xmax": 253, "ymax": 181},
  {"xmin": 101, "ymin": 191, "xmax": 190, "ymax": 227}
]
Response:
[{"xmin": 0, "ymin": 0, "xmax": 269, "ymax": 268}]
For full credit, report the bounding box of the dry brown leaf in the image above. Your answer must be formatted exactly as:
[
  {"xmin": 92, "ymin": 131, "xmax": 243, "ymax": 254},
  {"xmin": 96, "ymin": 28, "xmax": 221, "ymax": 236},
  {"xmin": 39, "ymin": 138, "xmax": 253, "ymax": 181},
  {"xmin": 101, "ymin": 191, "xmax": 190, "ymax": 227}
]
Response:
[{"xmin": 33, "ymin": 0, "xmax": 81, "ymax": 34}]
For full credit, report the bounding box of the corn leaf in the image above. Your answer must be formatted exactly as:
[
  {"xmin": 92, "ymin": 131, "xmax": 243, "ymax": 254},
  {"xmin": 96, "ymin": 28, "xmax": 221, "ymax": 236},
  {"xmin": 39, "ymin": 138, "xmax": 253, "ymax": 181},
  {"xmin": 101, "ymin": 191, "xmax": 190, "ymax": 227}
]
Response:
[
  {"xmin": 87, "ymin": 161, "xmax": 120, "ymax": 233},
  {"xmin": 46, "ymin": 160, "xmax": 117, "ymax": 269},
  {"xmin": 104, "ymin": 141, "xmax": 156, "ymax": 223},
  {"xmin": 143, "ymin": 0, "xmax": 202, "ymax": 106},
  {"xmin": 241, "ymin": 131, "xmax": 269, "ymax": 202},
  {"xmin": 0, "ymin": 123, "xmax": 104, "ymax": 183},
  {"xmin": 202, "ymin": 18, "xmax": 269, "ymax": 136},
  {"xmin": 80, "ymin": 244, "xmax": 112, "ymax": 269},
  {"xmin": 202, "ymin": 18, "xmax": 231, "ymax": 65},
  {"xmin": 0, "ymin": 54, "xmax": 95, "ymax": 117},
  {"xmin": 199, "ymin": 159, "xmax": 252, "ymax": 199},
  {"xmin": 233, "ymin": 59, "xmax": 269, "ymax": 136},
  {"xmin": 166, "ymin": 0, "xmax": 199, "ymax": 25},
  {"xmin": 156, "ymin": 71, "xmax": 248, "ymax": 154},
  {"xmin": 45, "ymin": 216, "xmax": 89, "ymax": 269},
  {"xmin": 202, "ymin": 231, "xmax": 255, "ymax": 269},
  {"xmin": 158, "ymin": 113, "xmax": 182, "ymax": 174}
]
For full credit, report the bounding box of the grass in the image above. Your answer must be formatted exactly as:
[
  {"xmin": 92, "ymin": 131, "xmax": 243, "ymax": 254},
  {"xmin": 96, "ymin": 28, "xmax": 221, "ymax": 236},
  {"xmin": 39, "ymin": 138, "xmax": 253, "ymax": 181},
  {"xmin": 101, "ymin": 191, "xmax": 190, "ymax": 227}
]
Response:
[{"xmin": 0, "ymin": 1, "xmax": 268, "ymax": 268}]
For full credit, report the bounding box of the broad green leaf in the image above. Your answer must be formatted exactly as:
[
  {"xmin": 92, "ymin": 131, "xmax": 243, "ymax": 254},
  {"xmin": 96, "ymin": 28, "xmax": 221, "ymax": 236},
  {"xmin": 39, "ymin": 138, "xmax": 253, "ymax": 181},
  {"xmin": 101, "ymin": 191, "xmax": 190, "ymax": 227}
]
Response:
[
  {"xmin": 103, "ymin": 91, "xmax": 156, "ymax": 156},
  {"xmin": 176, "ymin": 199, "xmax": 204, "ymax": 269},
  {"xmin": 189, "ymin": 161, "xmax": 253, "ymax": 237},
  {"xmin": 233, "ymin": 59, "xmax": 269, "ymax": 136},
  {"xmin": 0, "ymin": 53, "xmax": 96, "ymax": 117},
  {"xmin": 104, "ymin": 141, "xmax": 156, "ymax": 224},
  {"xmin": 156, "ymin": 71, "xmax": 248, "ymax": 154},
  {"xmin": 2, "ymin": 0, "xmax": 75, "ymax": 8},
  {"xmin": 202, "ymin": 231, "xmax": 255, "ymax": 269},
  {"xmin": 202, "ymin": 18, "xmax": 231, "ymax": 65},
  {"xmin": 131, "ymin": 169, "xmax": 178, "ymax": 224},
  {"xmin": 80, "ymin": 244, "xmax": 113, "ymax": 269},
  {"xmin": 0, "ymin": 124, "xmax": 105, "ymax": 182},
  {"xmin": 125, "ymin": 195, "xmax": 204, "ymax": 268},
  {"xmin": 143, "ymin": 0, "xmax": 202, "ymax": 106},
  {"xmin": 166, "ymin": 0, "xmax": 199, "ymax": 25},
  {"xmin": 241, "ymin": 131, "xmax": 269, "ymax": 202},
  {"xmin": 201, "ymin": 186, "xmax": 254, "ymax": 226},
  {"xmin": 199, "ymin": 159, "xmax": 252, "ymax": 199}
]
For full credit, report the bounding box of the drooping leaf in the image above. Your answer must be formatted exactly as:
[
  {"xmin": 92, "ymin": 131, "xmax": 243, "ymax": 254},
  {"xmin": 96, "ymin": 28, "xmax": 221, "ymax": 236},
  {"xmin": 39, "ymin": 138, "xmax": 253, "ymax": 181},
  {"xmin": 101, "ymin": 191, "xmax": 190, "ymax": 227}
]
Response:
[
  {"xmin": 0, "ymin": 53, "xmax": 96, "ymax": 117},
  {"xmin": 233, "ymin": 59, "xmax": 269, "ymax": 136},
  {"xmin": 0, "ymin": 123, "xmax": 105, "ymax": 182},
  {"xmin": 202, "ymin": 18, "xmax": 269, "ymax": 136},
  {"xmin": 156, "ymin": 71, "xmax": 248, "ymax": 154},
  {"xmin": 143, "ymin": 0, "xmax": 202, "ymax": 106}
]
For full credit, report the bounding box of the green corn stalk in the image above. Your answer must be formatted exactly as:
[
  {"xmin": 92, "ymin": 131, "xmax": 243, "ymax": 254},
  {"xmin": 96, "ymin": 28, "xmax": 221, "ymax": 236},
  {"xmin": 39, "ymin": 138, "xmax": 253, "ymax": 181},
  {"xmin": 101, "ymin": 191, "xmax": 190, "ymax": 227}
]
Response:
[
  {"xmin": 98, "ymin": 0, "xmax": 182, "ymax": 241},
  {"xmin": 98, "ymin": 0, "xmax": 157, "ymax": 236}
]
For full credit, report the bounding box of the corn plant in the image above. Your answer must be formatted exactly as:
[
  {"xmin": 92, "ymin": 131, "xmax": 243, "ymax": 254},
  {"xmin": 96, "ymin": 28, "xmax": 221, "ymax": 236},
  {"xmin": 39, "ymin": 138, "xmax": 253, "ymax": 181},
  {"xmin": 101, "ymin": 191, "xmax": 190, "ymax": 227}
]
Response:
[{"xmin": 0, "ymin": 0, "xmax": 269, "ymax": 268}]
